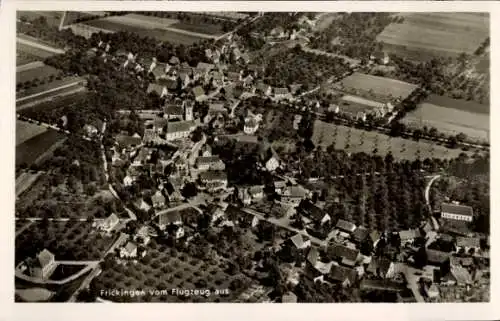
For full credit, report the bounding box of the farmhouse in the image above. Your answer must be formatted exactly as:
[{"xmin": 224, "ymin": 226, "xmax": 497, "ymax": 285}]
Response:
[
  {"xmin": 199, "ymin": 171, "xmax": 228, "ymax": 190},
  {"xmin": 456, "ymin": 237, "xmax": 481, "ymax": 253},
  {"xmin": 399, "ymin": 229, "xmax": 421, "ymax": 245},
  {"xmin": 27, "ymin": 249, "xmax": 57, "ymax": 279},
  {"xmin": 280, "ymin": 185, "xmax": 310, "ymax": 206},
  {"xmin": 441, "ymin": 203, "xmax": 474, "ymax": 222},
  {"xmin": 192, "ymin": 86, "xmax": 207, "ymax": 102},
  {"xmin": 297, "ymin": 199, "xmax": 330, "ymax": 225},
  {"xmin": 243, "ymin": 116, "xmax": 259, "ymax": 134},
  {"xmin": 120, "ymin": 242, "xmax": 138, "ymax": 258},
  {"xmin": 290, "ymin": 233, "xmax": 311, "ymax": 250},
  {"xmin": 328, "ymin": 265, "xmax": 357, "ymax": 287},
  {"xmin": 366, "ymin": 258, "xmax": 395, "ymax": 279},
  {"xmin": 163, "ymin": 103, "xmax": 184, "ymax": 120},
  {"xmin": 335, "ymin": 219, "xmax": 357, "ymax": 234},
  {"xmin": 158, "ymin": 211, "xmax": 183, "ymax": 230},
  {"xmin": 151, "ymin": 190, "xmax": 166, "ymax": 208},
  {"xmin": 165, "ymin": 121, "xmax": 196, "ymax": 141},
  {"xmin": 196, "ymin": 156, "xmax": 225, "ymax": 171},
  {"xmin": 274, "ymin": 87, "xmax": 292, "ymax": 100},
  {"xmin": 329, "ymin": 244, "xmax": 360, "ymax": 267},
  {"xmin": 99, "ymin": 213, "xmax": 120, "ymax": 233}
]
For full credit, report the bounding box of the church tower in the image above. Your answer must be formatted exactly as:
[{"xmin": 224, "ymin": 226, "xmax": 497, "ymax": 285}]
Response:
[{"xmin": 184, "ymin": 100, "xmax": 194, "ymax": 121}]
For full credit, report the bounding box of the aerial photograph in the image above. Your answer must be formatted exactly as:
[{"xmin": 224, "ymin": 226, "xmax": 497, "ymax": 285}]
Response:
[{"xmin": 14, "ymin": 11, "xmax": 489, "ymax": 303}]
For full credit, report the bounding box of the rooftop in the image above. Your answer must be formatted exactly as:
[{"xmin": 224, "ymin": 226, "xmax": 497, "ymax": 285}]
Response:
[{"xmin": 441, "ymin": 203, "xmax": 474, "ymax": 217}]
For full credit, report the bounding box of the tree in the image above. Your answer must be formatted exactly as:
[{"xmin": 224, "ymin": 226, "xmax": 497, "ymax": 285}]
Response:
[{"xmin": 181, "ymin": 182, "xmax": 198, "ymax": 198}]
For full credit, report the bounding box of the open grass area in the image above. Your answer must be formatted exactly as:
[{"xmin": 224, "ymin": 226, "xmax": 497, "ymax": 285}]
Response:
[
  {"xmin": 93, "ymin": 247, "xmax": 251, "ymax": 302},
  {"xmin": 170, "ymin": 21, "xmax": 225, "ymax": 36},
  {"xmin": 15, "ymin": 221, "xmax": 115, "ymax": 264},
  {"xmin": 50, "ymin": 264, "xmax": 87, "ymax": 281},
  {"xmin": 16, "ymin": 120, "xmax": 48, "ymax": 146},
  {"xmin": 17, "ymin": 76, "xmax": 86, "ymax": 100},
  {"xmin": 377, "ymin": 13, "xmax": 489, "ymax": 60},
  {"xmin": 338, "ymin": 72, "xmax": 418, "ymax": 101},
  {"xmin": 16, "ymin": 129, "xmax": 66, "ymax": 167},
  {"xmin": 17, "ymin": 11, "xmax": 64, "ymax": 28},
  {"xmin": 401, "ymin": 95, "xmax": 489, "ymax": 143},
  {"xmin": 17, "ymin": 64, "xmax": 61, "ymax": 85},
  {"xmin": 312, "ymin": 120, "xmax": 478, "ymax": 161},
  {"xmin": 84, "ymin": 18, "xmax": 206, "ymax": 45},
  {"xmin": 17, "ymin": 42, "xmax": 57, "ymax": 60}
]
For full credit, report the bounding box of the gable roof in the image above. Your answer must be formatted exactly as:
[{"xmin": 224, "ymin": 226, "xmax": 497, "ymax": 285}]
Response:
[
  {"xmin": 116, "ymin": 134, "xmax": 142, "ymax": 148},
  {"xmin": 367, "ymin": 257, "xmax": 393, "ymax": 276},
  {"xmin": 104, "ymin": 213, "xmax": 120, "ymax": 226},
  {"xmin": 298, "ymin": 199, "xmax": 326, "ymax": 221},
  {"xmin": 456, "ymin": 237, "xmax": 480, "ymax": 248},
  {"xmin": 37, "ymin": 249, "xmax": 55, "ymax": 268},
  {"xmin": 352, "ymin": 226, "xmax": 370, "ymax": 242},
  {"xmin": 196, "ymin": 62, "xmax": 214, "ymax": 71},
  {"xmin": 274, "ymin": 87, "xmax": 290, "ymax": 96},
  {"xmin": 123, "ymin": 242, "xmax": 137, "ymax": 254},
  {"xmin": 450, "ymin": 265, "xmax": 472, "ymax": 285},
  {"xmin": 192, "ymin": 86, "xmax": 205, "ymax": 98},
  {"xmin": 169, "ymin": 56, "xmax": 180, "ymax": 65},
  {"xmin": 290, "ymin": 234, "xmax": 308, "ymax": 249},
  {"xmin": 329, "ymin": 265, "xmax": 357, "ymax": 284},
  {"xmin": 164, "ymin": 103, "xmax": 184, "ymax": 116},
  {"xmin": 399, "ymin": 229, "xmax": 421, "ymax": 241},
  {"xmin": 197, "ymin": 156, "xmax": 222, "ymax": 166},
  {"xmin": 335, "ymin": 219, "xmax": 356, "ymax": 233},
  {"xmin": 426, "ymin": 249, "xmax": 451, "ymax": 265},
  {"xmin": 165, "ymin": 121, "xmax": 195, "ymax": 134},
  {"xmin": 158, "ymin": 78, "xmax": 178, "ymax": 90},
  {"xmin": 307, "ymin": 247, "xmax": 320, "ymax": 265},
  {"xmin": 159, "ymin": 211, "xmax": 182, "ymax": 226},
  {"xmin": 450, "ymin": 256, "xmax": 474, "ymax": 267},
  {"xmin": 329, "ymin": 244, "xmax": 359, "ymax": 263},
  {"xmin": 441, "ymin": 203, "xmax": 474, "ymax": 217}
]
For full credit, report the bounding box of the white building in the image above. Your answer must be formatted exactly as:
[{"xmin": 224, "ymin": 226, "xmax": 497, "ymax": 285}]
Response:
[{"xmin": 441, "ymin": 203, "xmax": 474, "ymax": 222}]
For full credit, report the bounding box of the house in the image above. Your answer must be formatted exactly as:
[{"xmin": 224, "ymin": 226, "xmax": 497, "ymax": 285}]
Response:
[
  {"xmin": 248, "ymin": 185, "xmax": 264, "ymax": 201},
  {"xmin": 158, "ymin": 210, "xmax": 182, "ymax": 230},
  {"xmin": 282, "ymin": 292, "xmax": 297, "ymax": 303},
  {"xmin": 297, "ymin": 200, "xmax": 330, "ymax": 225},
  {"xmin": 210, "ymin": 71, "xmax": 224, "ymax": 87},
  {"xmin": 426, "ymin": 249, "xmax": 451, "ymax": 267},
  {"xmin": 255, "ymin": 81, "xmax": 272, "ymax": 96},
  {"xmin": 261, "ymin": 148, "xmax": 280, "ymax": 172},
  {"xmin": 120, "ymin": 242, "xmax": 138, "ymax": 258},
  {"xmin": 167, "ymin": 224, "xmax": 185, "ymax": 239},
  {"xmin": 243, "ymin": 116, "xmax": 259, "ymax": 134},
  {"xmin": 281, "ymin": 185, "xmax": 310, "ymax": 206},
  {"xmin": 290, "ymin": 233, "xmax": 311, "ymax": 250},
  {"xmin": 196, "ymin": 156, "xmax": 225, "ymax": 171},
  {"xmin": 329, "ymin": 244, "xmax": 360, "ymax": 267},
  {"xmin": 99, "ymin": 213, "xmax": 120, "ymax": 233},
  {"xmin": 352, "ymin": 226, "xmax": 370, "ymax": 244},
  {"xmin": 134, "ymin": 226, "xmax": 151, "ymax": 245},
  {"xmin": 83, "ymin": 124, "xmax": 99, "ymax": 137},
  {"xmin": 151, "ymin": 190, "xmax": 166, "ymax": 208},
  {"xmin": 399, "ymin": 229, "xmax": 421, "ymax": 246},
  {"xmin": 274, "ymin": 180, "xmax": 287, "ymax": 194},
  {"xmin": 274, "ymin": 87, "xmax": 291, "ymax": 100},
  {"xmin": 335, "ymin": 219, "xmax": 357, "ymax": 234},
  {"xmin": 450, "ymin": 256, "xmax": 474, "ymax": 268},
  {"xmin": 450, "ymin": 265, "xmax": 472, "ymax": 286},
  {"xmin": 370, "ymin": 230, "xmax": 381, "ymax": 246},
  {"xmin": 425, "ymin": 283, "xmax": 440, "ymax": 299},
  {"xmin": 456, "ymin": 237, "xmax": 480, "ymax": 253},
  {"xmin": 370, "ymin": 51, "xmax": 390, "ymax": 65},
  {"xmin": 328, "ymin": 265, "xmax": 357, "ymax": 287},
  {"xmin": 123, "ymin": 175, "xmax": 134, "ymax": 186},
  {"xmin": 158, "ymin": 78, "xmax": 179, "ymax": 92},
  {"xmin": 135, "ymin": 198, "xmax": 152, "ymax": 212},
  {"xmin": 169, "ymin": 56, "xmax": 180, "ymax": 65},
  {"xmin": 238, "ymin": 188, "xmax": 252, "ymax": 205},
  {"xmin": 151, "ymin": 65, "xmax": 167, "ymax": 80},
  {"xmin": 199, "ymin": 171, "xmax": 228, "ymax": 190},
  {"xmin": 366, "ymin": 257, "xmax": 395, "ymax": 278},
  {"xmin": 28, "ymin": 249, "xmax": 56, "ymax": 279},
  {"xmin": 165, "ymin": 121, "xmax": 196, "ymax": 141},
  {"xmin": 192, "ymin": 86, "xmax": 207, "ymax": 102},
  {"xmin": 147, "ymin": 83, "xmax": 168, "ymax": 98},
  {"xmin": 227, "ymin": 71, "xmax": 242, "ymax": 83},
  {"xmin": 306, "ymin": 247, "xmax": 333, "ymax": 276},
  {"xmin": 115, "ymin": 134, "xmax": 142, "ymax": 152},
  {"xmin": 164, "ymin": 103, "xmax": 185, "ymax": 120},
  {"xmin": 440, "ymin": 203, "xmax": 474, "ymax": 222}
]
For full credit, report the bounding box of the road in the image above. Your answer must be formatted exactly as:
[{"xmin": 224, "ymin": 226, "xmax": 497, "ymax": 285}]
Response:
[
  {"xmin": 425, "ymin": 175, "xmax": 441, "ymax": 230},
  {"xmin": 154, "ymin": 203, "xmax": 203, "ymax": 219},
  {"xmin": 15, "ymin": 221, "xmax": 34, "ymax": 238},
  {"xmin": 394, "ymin": 263, "xmax": 425, "ymax": 302},
  {"xmin": 15, "ymin": 261, "xmax": 98, "ymax": 286},
  {"xmin": 68, "ymin": 267, "xmax": 102, "ymax": 302},
  {"xmin": 17, "ymin": 36, "xmax": 65, "ymax": 55}
]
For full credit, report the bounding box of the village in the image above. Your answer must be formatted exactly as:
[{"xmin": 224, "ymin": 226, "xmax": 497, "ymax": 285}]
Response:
[{"xmin": 15, "ymin": 11, "xmax": 490, "ymax": 303}]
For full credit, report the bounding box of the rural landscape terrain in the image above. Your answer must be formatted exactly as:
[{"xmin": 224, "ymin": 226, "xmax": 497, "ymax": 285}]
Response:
[{"xmin": 15, "ymin": 11, "xmax": 489, "ymax": 303}]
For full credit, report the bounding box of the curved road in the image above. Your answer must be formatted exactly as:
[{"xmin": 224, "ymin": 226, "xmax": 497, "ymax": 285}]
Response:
[{"xmin": 425, "ymin": 174, "xmax": 441, "ymax": 231}]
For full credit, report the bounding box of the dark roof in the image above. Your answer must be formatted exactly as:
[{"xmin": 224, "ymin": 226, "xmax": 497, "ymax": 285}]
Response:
[
  {"xmin": 297, "ymin": 199, "xmax": 326, "ymax": 221},
  {"xmin": 159, "ymin": 211, "xmax": 182, "ymax": 226},
  {"xmin": 336, "ymin": 219, "xmax": 356, "ymax": 233},
  {"xmin": 441, "ymin": 203, "xmax": 474, "ymax": 217},
  {"xmin": 164, "ymin": 103, "xmax": 184, "ymax": 116},
  {"xmin": 450, "ymin": 256, "xmax": 474, "ymax": 267},
  {"xmin": 352, "ymin": 226, "xmax": 370, "ymax": 243},
  {"xmin": 329, "ymin": 265, "xmax": 357, "ymax": 284},
  {"xmin": 456, "ymin": 237, "xmax": 480, "ymax": 248},
  {"xmin": 274, "ymin": 87, "xmax": 290, "ymax": 96},
  {"xmin": 116, "ymin": 134, "xmax": 142, "ymax": 148},
  {"xmin": 200, "ymin": 170, "xmax": 227, "ymax": 181},
  {"xmin": 367, "ymin": 257, "xmax": 393, "ymax": 276},
  {"xmin": 329, "ymin": 244, "xmax": 359, "ymax": 262},
  {"xmin": 158, "ymin": 78, "xmax": 178, "ymax": 90},
  {"xmin": 165, "ymin": 121, "xmax": 194, "ymax": 134},
  {"xmin": 360, "ymin": 279, "xmax": 406, "ymax": 292},
  {"xmin": 426, "ymin": 249, "xmax": 451, "ymax": 265},
  {"xmin": 197, "ymin": 156, "xmax": 222, "ymax": 166}
]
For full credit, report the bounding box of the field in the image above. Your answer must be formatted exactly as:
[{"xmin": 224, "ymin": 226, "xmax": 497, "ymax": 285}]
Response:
[
  {"xmin": 17, "ymin": 42, "xmax": 57, "ymax": 60},
  {"xmin": 16, "ymin": 120, "xmax": 48, "ymax": 146},
  {"xmin": 17, "ymin": 51, "xmax": 39, "ymax": 66},
  {"xmin": 16, "ymin": 171, "xmax": 43, "ymax": 197},
  {"xmin": 17, "ymin": 83, "xmax": 87, "ymax": 110},
  {"xmin": 312, "ymin": 120, "xmax": 478, "ymax": 161},
  {"xmin": 16, "ymin": 129, "xmax": 66, "ymax": 167},
  {"xmin": 92, "ymin": 246, "xmax": 251, "ymax": 302},
  {"xmin": 17, "ymin": 63, "xmax": 61, "ymax": 85},
  {"xmin": 83, "ymin": 15, "xmax": 212, "ymax": 44},
  {"xmin": 377, "ymin": 13, "xmax": 489, "ymax": 60},
  {"xmin": 170, "ymin": 21, "xmax": 225, "ymax": 36},
  {"xmin": 18, "ymin": 91, "xmax": 88, "ymax": 116},
  {"xmin": 17, "ymin": 76, "xmax": 86, "ymax": 101},
  {"xmin": 17, "ymin": 11, "xmax": 64, "ymax": 28},
  {"xmin": 401, "ymin": 95, "xmax": 489, "ymax": 143},
  {"xmin": 338, "ymin": 72, "xmax": 418, "ymax": 101}
]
